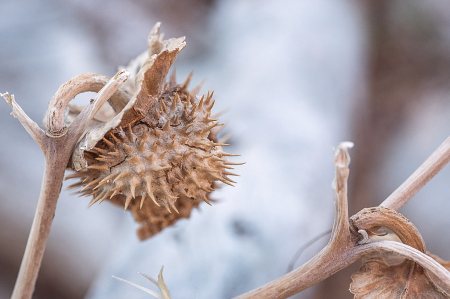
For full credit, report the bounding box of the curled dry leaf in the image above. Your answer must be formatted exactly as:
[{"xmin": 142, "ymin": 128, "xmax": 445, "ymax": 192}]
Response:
[
  {"xmin": 350, "ymin": 251, "xmax": 450, "ymax": 298},
  {"xmin": 350, "ymin": 207, "xmax": 450, "ymax": 298},
  {"xmin": 65, "ymin": 23, "xmax": 243, "ymax": 240}
]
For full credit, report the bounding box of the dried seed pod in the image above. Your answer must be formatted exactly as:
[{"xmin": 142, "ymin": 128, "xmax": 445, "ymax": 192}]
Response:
[
  {"xmin": 77, "ymin": 84, "xmax": 235, "ymax": 210},
  {"xmin": 65, "ymin": 23, "xmax": 242, "ymax": 240}
]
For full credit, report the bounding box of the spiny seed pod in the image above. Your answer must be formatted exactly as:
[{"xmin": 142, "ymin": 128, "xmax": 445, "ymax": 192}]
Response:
[
  {"xmin": 64, "ymin": 23, "xmax": 243, "ymax": 240},
  {"xmin": 70, "ymin": 83, "xmax": 238, "ymax": 211}
]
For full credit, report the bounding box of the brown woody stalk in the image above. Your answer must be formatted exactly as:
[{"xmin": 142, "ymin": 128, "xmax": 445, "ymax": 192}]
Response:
[
  {"xmin": 235, "ymin": 138, "xmax": 450, "ymax": 299},
  {"xmin": 2, "ymin": 70, "xmax": 129, "ymax": 299}
]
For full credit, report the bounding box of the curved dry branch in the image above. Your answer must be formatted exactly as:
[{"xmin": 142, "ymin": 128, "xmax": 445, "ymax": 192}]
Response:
[
  {"xmin": 350, "ymin": 206, "xmax": 426, "ymax": 252},
  {"xmin": 67, "ymin": 71, "xmax": 130, "ymax": 142},
  {"xmin": 45, "ymin": 73, "xmax": 131, "ymax": 136}
]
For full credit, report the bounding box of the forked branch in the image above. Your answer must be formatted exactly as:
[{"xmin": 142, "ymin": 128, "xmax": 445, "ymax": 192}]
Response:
[
  {"xmin": 235, "ymin": 140, "xmax": 450, "ymax": 299},
  {"xmin": 235, "ymin": 142, "xmax": 356, "ymax": 299},
  {"xmin": 5, "ymin": 71, "xmax": 129, "ymax": 299}
]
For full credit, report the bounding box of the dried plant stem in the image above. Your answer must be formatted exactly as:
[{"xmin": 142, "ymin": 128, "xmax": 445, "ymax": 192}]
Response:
[
  {"xmin": 235, "ymin": 140, "xmax": 450, "ymax": 299},
  {"xmin": 1, "ymin": 93, "xmax": 46, "ymax": 150},
  {"xmin": 3, "ymin": 71, "xmax": 129, "ymax": 299},
  {"xmin": 11, "ymin": 150, "xmax": 69, "ymax": 299},
  {"xmin": 235, "ymin": 245, "xmax": 353, "ymax": 299},
  {"xmin": 381, "ymin": 135, "xmax": 450, "ymax": 211},
  {"xmin": 236, "ymin": 240, "xmax": 450, "ymax": 299}
]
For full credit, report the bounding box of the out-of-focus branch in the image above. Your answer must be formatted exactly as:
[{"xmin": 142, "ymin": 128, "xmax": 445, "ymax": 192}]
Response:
[{"xmin": 381, "ymin": 135, "xmax": 450, "ymax": 211}]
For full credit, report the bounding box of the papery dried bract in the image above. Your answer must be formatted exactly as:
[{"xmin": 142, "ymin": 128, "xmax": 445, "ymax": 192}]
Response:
[
  {"xmin": 70, "ymin": 23, "xmax": 186, "ymax": 171},
  {"xmin": 350, "ymin": 251, "xmax": 450, "ymax": 298}
]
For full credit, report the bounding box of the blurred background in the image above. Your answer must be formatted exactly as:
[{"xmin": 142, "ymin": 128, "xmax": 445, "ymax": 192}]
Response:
[{"xmin": 1, "ymin": 0, "xmax": 450, "ymax": 298}]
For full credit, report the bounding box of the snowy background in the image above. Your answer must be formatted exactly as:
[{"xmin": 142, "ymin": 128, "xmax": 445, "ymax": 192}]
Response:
[{"xmin": 1, "ymin": 1, "xmax": 450, "ymax": 298}]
